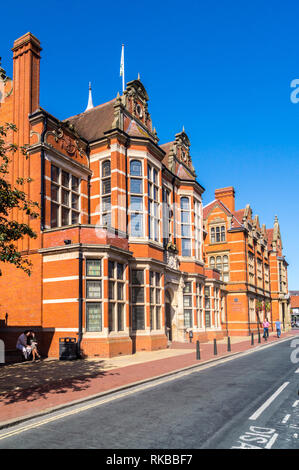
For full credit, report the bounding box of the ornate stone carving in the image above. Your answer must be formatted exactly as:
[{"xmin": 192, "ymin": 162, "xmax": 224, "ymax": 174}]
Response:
[
  {"xmin": 164, "ymin": 248, "xmax": 180, "ymax": 270},
  {"xmin": 45, "ymin": 128, "xmax": 87, "ymax": 159},
  {"xmin": 30, "ymin": 130, "xmax": 41, "ymax": 144}
]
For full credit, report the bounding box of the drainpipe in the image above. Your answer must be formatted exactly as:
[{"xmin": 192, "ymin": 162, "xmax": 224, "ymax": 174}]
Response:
[
  {"xmin": 87, "ymin": 175, "xmax": 91, "ymax": 225},
  {"xmin": 40, "ymin": 114, "xmax": 48, "ymax": 231},
  {"xmin": 87, "ymin": 145, "xmax": 91, "ymax": 225},
  {"xmin": 125, "ymin": 137, "xmax": 129, "ymax": 239},
  {"xmin": 172, "ymin": 176, "xmax": 176, "ymax": 243},
  {"xmin": 78, "ymin": 251, "xmax": 83, "ymax": 357}
]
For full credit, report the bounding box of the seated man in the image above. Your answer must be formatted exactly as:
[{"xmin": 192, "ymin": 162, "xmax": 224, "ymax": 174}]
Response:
[{"xmin": 16, "ymin": 330, "xmax": 32, "ymax": 360}]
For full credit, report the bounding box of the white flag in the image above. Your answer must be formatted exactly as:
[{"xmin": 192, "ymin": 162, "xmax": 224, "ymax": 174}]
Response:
[{"xmin": 120, "ymin": 44, "xmax": 125, "ymax": 92}]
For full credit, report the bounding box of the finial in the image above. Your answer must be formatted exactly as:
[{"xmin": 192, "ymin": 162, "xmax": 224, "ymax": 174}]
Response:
[
  {"xmin": 274, "ymin": 215, "xmax": 278, "ymax": 223},
  {"xmin": 137, "ymin": 72, "xmax": 140, "ymax": 80},
  {"xmin": 182, "ymin": 125, "xmax": 185, "ymax": 133},
  {"xmin": 85, "ymin": 81, "xmax": 94, "ymax": 112}
]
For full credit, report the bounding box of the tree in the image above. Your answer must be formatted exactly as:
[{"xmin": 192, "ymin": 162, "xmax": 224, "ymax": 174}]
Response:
[{"xmin": 0, "ymin": 122, "xmax": 39, "ymax": 275}]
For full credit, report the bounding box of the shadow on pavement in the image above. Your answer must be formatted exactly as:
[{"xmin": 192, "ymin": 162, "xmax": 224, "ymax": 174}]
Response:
[{"xmin": 0, "ymin": 359, "xmax": 119, "ymax": 405}]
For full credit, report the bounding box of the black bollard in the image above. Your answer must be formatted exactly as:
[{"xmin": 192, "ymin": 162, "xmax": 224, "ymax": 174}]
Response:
[
  {"xmin": 214, "ymin": 338, "xmax": 217, "ymax": 355},
  {"xmin": 196, "ymin": 340, "xmax": 200, "ymax": 360},
  {"xmin": 251, "ymin": 332, "xmax": 254, "ymax": 345},
  {"xmin": 258, "ymin": 329, "xmax": 261, "ymax": 343},
  {"xmin": 227, "ymin": 336, "xmax": 231, "ymax": 352}
]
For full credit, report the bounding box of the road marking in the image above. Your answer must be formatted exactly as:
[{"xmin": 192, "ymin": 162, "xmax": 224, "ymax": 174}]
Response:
[
  {"xmin": 295, "ymin": 368, "xmax": 299, "ymax": 374},
  {"xmin": 292, "ymin": 400, "xmax": 299, "ymax": 408},
  {"xmin": 265, "ymin": 433, "xmax": 278, "ymax": 449},
  {"xmin": 0, "ymin": 357, "xmax": 264, "ymax": 442},
  {"xmin": 249, "ymin": 382, "xmax": 290, "ymax": 421},
  {"xmin": 0, "ymin": 336, "xmax": 294, "ymax": 441},
  {"xmin": 281, "ymin": 414, "xmax": 290, "ymax": 424}
]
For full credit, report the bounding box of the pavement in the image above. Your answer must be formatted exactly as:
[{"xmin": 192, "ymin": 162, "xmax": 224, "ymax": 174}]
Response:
[{"xmin": 0, "ymin": 329, "xmax": 297, "ymax": 430}]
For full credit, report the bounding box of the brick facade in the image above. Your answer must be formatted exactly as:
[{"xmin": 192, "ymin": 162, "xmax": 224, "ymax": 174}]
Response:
[
  {"xmin": 203, "ymin": 188, "xmax": 290, "ymax": 336},
  {"xmin": 0, "ymin": 33, "xmax": 290, "ymax": 358}
]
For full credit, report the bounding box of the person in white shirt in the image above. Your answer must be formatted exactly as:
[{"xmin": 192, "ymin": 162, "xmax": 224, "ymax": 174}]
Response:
[{"xmin": 16, "ymin": 330, "xmax": 32, "ymax": 360}]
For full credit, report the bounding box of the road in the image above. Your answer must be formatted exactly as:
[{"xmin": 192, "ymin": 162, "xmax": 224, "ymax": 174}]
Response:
[{"xmin": 0, "ymin": 335, "xmax": 298, "ymax": 449}]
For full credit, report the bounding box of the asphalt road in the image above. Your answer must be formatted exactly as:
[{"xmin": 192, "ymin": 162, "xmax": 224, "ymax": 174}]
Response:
[{"xmin": 0, "ymin": 335, "xmax": 298, "ymax": 450}]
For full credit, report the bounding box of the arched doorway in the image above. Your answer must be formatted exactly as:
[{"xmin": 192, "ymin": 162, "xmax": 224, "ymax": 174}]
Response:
[{"xmin": 165, "ymin": 290, "xmax": 172, "ymax": 342}]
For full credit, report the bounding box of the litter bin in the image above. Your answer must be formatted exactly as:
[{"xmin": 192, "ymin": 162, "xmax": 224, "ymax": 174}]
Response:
[{"xmin": 59, "ymin": 337, "xmax": 78, "ymax": 360}]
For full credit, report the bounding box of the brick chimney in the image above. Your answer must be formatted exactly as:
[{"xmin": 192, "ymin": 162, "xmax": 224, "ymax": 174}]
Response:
[
  {"xmin": 215, "ymin": 187, "xmax": 235, "ymax": 213},
  {"xmin": 11, "ymin": 33, "xmax": 42, "ymax": 251},
  {"xmin": 12, "ymin": 32, "xmax": 41, "ymax": 118}
]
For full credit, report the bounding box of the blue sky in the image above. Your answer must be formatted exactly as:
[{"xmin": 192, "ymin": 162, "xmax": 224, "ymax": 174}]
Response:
[{"xmin": 1, "ymin": 0, "xmax": 298, "ymax": 288}]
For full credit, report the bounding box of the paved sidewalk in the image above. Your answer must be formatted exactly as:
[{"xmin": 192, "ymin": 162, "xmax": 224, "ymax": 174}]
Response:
[{"xmin": 0, "ymin": 330, "xmax": 296, "ymax": 429}]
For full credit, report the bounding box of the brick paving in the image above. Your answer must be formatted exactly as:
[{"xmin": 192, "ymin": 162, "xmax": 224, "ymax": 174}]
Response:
[{"xmin": 0, "ymin": 330, "xmax": 296, "ymax": 428}]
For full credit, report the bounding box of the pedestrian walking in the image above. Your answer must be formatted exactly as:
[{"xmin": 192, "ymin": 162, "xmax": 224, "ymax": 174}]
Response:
[
  {"xmin": 262, "ymin": 319, "xmax": 270, "ymax": 341},
  {"xmin": 16, "ymin": 330, "xmax": 32, "ymax": 360},
  {"xmin": 275, "ymin": 320, "xmax": 281, "ymax": 338}
]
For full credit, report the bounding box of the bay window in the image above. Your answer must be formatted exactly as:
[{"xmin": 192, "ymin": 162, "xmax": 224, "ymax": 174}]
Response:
[
  {"xmin": 86, "ymin": 259, "xmax": 103, "ymax": 332},
  {"xmin": 130, "ymin": 160, "xmax": 144, "ymax": 237},
  {"xmin": 181, "ymin": 197, "xmax": 191, "ymax": 256}
]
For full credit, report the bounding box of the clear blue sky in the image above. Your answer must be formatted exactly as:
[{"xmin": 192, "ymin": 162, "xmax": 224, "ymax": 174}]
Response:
[{"xmin": 1, "ymin": 0, "xmax": 298, "ymax": 288}]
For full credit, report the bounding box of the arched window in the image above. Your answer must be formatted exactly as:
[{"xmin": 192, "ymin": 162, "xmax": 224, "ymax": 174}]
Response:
[
  {"xmin": 216, "ymin": 226, "xmax": 220, "ymax": 242},
  {"xmin": 101, "ymin": 160, "xmax": 111, "ymax": 226},
  {"xmin": 211, "ymin": 227, "xmax": 215, "ymax": 243},
  {"xmin": 223, "ymin": 255, "xmax": 229, "ymax": 282},
  {"xmin": 130, "ymin": 160, "xmax": 142, "ymax": 176},
  {"xmin": 181, "ymin": 197, "xmax": 191, "ymax": 256},
  {"xmin": 216, "ymin": 256, "xmax": 222, "ymax": 271},
  {"xmin": 102, "ymin": 160, "xmax": 111, "ymax": 178}
]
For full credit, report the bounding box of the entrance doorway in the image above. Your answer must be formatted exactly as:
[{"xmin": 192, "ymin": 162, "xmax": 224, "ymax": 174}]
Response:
[{"xmin": 165, "ymin": 291, "xmax": 172, "ymax": 342}]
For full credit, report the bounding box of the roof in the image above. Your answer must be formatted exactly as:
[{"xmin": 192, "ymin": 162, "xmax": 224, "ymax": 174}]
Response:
[
  {"xmin": 233, "ymin": 209, "xmax": 245, "ymax": 224},
  {"xmin": 203, "ymin": 200, "xmax": 243, "ymax": 228},
  {"xmin": 291, "ymin": 296, "xmax": 299, "ymax": 308},
  {"xmin": 64, "ymin": 99, "xmax": 116, "ymax": 142},
  {"xmin": 124, "ymin": 118, "xmax": 152, "ymax": 139}
]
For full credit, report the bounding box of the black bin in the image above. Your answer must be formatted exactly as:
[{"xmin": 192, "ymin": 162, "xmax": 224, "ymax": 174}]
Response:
[{"xmin": 59, "ymin": 337, "xmax": 78, "ymax": 360}]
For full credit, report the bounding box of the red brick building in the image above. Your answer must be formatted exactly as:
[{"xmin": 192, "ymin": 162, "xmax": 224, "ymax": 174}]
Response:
[
  {"xmin": 203, "ymin": 187, "xmax": 290, "ymax": 335},
  {"xmin": 0, "ymin": 33, "xmax": 228, "ymax": 358}
]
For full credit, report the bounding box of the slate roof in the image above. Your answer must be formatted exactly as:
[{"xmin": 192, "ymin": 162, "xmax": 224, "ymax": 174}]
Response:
[{"xmin": 64, "ymin": 99, "xmax": 116, "ymax": 142}]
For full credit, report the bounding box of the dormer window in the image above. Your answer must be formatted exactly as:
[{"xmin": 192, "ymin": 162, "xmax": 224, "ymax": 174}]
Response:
[{"xmin": 136, "ymin": 103, "xmax": 143, "ymax": 119}]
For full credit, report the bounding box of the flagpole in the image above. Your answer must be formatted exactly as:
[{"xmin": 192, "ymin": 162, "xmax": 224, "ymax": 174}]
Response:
[{"xmin": 120, "ymin": 44, "xmax": 125, "ymax": 93}]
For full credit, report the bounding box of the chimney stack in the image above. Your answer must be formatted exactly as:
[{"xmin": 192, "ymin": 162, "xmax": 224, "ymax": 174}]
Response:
[
  {"xmin": 215, "ymin": 187, "xmax": 235, "ymax": 213},
  {"xmin": 12, "ymin": 32, "xmax": 42, "ymax": 126}
]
